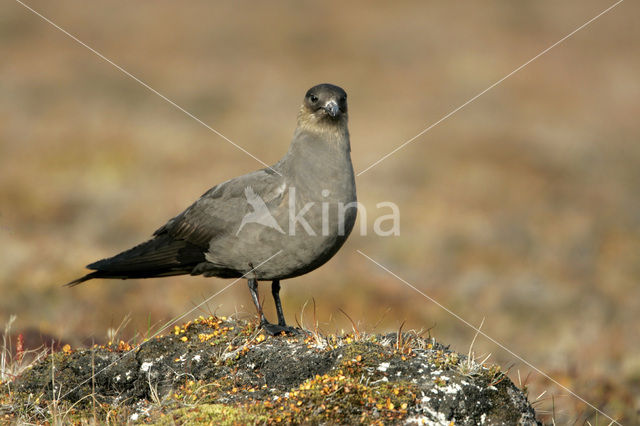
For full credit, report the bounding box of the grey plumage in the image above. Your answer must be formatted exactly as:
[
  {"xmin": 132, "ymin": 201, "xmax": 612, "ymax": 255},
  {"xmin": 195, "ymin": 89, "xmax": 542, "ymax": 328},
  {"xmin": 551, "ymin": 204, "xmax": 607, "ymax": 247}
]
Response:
[{"xmin": 67, "ymin": 83, "xmax": 357, "ymax": 334}]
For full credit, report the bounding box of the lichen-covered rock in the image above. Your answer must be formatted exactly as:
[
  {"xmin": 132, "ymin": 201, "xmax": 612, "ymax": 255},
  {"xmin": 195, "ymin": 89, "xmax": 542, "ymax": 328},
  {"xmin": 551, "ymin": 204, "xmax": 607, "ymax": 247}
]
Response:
[{"xmin": 11, "ymin": 316, "xmax": 540, "ymax": 425}]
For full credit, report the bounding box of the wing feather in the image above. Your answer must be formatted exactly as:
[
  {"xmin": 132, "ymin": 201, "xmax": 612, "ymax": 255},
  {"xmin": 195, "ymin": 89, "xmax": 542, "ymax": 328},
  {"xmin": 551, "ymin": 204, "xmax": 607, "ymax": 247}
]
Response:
[{"xmin": 154, "ymin": 168, "xmax": 286, "ymax": 247}]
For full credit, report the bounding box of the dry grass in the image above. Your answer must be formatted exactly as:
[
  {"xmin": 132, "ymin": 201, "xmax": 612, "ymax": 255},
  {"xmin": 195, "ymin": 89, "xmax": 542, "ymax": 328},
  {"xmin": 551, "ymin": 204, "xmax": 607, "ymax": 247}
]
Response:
[{"xmin": 1, "ymin": 0, "xmax": 639, "ymax": 423}]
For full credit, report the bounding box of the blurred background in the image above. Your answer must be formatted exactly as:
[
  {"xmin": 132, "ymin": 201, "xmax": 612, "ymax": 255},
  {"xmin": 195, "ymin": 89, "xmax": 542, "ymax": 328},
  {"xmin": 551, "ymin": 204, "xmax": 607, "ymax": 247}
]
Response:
[{"xmin": 1, "ymin": 0, "xmax": 638, "ymax": 423}]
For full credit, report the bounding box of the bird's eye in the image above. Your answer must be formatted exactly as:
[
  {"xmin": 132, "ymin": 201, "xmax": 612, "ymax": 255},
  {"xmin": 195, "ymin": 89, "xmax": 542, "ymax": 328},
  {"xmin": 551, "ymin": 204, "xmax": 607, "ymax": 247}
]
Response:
[
  {"xmin": 309, "ymin": 95, "xmax": 319, "ymax": 103},
  {"xmin": 340, "ymin": 96, "xmax": 346, "ymax": 103}
]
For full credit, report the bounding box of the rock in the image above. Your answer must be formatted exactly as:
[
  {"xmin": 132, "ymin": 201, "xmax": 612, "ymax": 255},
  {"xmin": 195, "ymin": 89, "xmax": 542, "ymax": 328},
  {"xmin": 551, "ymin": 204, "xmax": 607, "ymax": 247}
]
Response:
[{"xmin": 11, "ymin": 316, "xmax": 540, "ymax": 425}]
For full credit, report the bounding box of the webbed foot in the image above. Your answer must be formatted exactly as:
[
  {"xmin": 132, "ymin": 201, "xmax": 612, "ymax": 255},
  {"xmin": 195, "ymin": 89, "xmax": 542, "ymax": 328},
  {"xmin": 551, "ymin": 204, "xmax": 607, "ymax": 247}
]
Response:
[{"xmin": 260, "ymin": 321, "xmax": 301, "ymax": 336}]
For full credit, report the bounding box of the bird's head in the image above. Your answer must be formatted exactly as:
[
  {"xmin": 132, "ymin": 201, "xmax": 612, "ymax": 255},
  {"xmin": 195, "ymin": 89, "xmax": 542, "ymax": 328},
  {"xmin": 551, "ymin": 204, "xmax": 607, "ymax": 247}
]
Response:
[{"xmin": 298, "ymin": 84, "xmax": 348, "ymax": 133}]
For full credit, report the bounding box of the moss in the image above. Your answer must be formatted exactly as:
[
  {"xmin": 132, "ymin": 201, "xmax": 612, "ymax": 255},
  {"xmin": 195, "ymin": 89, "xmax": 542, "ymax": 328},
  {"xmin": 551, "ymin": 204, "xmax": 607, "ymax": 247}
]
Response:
[
  {"xmin": 246, "ymin": 372, "xmax": 418, "ymax": 424},
  {"xmin": 339, "ymin": 340, "xmax": 391, "ymax": 374},
  {"xmin": 5, "ymin": 316, "xmax": 540, "ymax": 424},
  {"xmin": 159, "ymin": 403, "xmax": 268, "ymax": 425}
]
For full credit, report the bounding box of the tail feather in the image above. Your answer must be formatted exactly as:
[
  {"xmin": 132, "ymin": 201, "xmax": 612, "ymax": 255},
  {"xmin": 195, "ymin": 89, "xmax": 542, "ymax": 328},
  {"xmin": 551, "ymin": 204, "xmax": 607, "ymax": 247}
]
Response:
[
  {"xmin": 66, "ymin": 272, "xmax": 102, "ymax": 287},
  {"xmin": 65, "ymin": 234, "xmax": 207, "ymax": 286}
]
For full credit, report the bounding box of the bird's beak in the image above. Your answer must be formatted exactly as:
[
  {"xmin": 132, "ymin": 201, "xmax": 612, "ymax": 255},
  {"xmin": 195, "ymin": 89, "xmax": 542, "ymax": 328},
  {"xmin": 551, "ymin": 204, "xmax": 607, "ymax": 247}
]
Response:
[{"xmin": 324, "ymin": 100, "xmax": 340, "ymax": 117}]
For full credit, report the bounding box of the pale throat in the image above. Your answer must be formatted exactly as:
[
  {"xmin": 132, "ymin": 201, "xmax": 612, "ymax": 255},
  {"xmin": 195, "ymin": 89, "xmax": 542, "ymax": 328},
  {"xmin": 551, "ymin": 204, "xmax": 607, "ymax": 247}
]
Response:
[{"xmin": 296, "ymin": 109, "xmax": 349, "ymax": 143}]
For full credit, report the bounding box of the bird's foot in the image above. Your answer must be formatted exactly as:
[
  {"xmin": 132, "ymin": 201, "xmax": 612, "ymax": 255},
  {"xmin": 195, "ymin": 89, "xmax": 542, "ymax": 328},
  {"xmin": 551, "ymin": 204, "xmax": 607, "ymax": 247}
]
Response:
[{"xmin": 260, "ymin": 321, "xmax": 301, "ymax": 336}]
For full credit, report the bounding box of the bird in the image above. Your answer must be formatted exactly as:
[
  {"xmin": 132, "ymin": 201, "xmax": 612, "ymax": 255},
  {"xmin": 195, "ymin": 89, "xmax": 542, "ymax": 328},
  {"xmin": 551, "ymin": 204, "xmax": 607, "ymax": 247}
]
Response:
[{"xmin": 66, "ymin": 83, "xmax": 357, "ymax": 335}]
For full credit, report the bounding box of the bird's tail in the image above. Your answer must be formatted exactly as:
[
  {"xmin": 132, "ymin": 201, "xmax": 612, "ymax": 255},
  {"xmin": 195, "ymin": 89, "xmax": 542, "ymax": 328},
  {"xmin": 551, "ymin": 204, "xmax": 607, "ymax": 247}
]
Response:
[
  {"xmin": 64, "ymin": 234, "xmax": 206, "ymax": 286},
  {"xmin": 66, "ymin": 272, "xmax": 102, "ymax": 287}
]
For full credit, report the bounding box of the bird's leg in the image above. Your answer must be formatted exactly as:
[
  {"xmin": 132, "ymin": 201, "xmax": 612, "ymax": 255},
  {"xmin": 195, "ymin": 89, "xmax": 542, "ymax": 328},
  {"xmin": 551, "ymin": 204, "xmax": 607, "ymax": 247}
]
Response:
[
  {"xmin": 271, "ymin": 279, "xmax": 287, "ymax": 327},
  {"xmin": 247, "ymin": 278, "xmax": 268, "ymax": 325},
  {"xmin": 267, "ymin": 279, "xmax": 300, "ymax": 335},
  {"xmin": 247, "ymin": 278, "xmax": 298, "ymax": 336}
]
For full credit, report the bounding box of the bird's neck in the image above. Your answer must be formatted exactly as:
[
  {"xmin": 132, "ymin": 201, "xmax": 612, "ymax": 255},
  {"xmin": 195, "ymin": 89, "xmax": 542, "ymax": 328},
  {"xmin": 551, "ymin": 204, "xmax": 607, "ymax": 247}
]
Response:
[
  {"xmin": 290, "ymin": 126, "xmax": 351, "ymax": 153},
  {"xmin": 295, "ymin": 108, "xmax": 350, "ymax": 151},
  {"xmin": 276, "ymin": 126, "xmax": 353, "ymax": 187}
]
